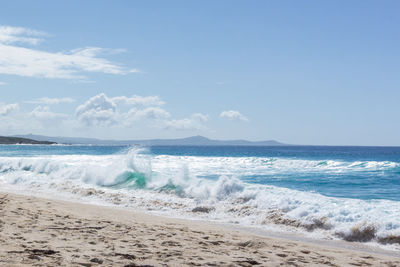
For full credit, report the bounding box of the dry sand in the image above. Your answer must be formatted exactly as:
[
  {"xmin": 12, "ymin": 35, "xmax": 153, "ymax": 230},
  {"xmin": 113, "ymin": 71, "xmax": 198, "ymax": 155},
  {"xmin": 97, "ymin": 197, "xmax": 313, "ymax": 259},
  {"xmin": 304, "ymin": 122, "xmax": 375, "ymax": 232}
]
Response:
[{"xmin": 0, "ymin": 192, "xmax": 399, "ymax": 266}]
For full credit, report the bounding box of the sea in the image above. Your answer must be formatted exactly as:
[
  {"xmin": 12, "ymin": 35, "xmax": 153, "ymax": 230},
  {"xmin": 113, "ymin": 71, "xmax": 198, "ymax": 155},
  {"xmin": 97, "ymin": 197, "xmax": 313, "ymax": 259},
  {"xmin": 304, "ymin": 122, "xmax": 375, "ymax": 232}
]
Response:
[{"xmin": 1, "ymin": 144, "xmax": 400, "ymax": 249}]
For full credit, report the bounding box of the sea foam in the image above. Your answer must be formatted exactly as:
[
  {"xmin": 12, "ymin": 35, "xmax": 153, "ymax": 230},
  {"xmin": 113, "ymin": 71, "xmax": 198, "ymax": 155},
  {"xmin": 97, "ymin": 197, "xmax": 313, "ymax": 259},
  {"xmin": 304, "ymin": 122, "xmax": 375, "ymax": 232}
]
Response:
[{"xmin": 0, "ymin": 147, "xmax": 399, "ymax": 249}]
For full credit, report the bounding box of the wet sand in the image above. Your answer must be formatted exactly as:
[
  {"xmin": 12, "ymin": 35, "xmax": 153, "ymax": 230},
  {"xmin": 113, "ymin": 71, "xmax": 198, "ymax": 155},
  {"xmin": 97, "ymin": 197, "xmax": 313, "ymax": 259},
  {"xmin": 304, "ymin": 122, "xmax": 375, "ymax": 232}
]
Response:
[{"xmin": 0, "ymin": 192, "xmax": 399, "ymax": 266}]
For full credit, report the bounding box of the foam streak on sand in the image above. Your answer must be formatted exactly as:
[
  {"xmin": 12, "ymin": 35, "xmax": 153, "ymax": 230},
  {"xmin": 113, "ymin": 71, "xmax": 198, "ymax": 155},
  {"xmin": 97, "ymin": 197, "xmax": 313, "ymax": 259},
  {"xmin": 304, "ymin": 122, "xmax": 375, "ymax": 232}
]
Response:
[{"xmin": 0, "ymin": 192, "xmax": 399, "ymax": 266}]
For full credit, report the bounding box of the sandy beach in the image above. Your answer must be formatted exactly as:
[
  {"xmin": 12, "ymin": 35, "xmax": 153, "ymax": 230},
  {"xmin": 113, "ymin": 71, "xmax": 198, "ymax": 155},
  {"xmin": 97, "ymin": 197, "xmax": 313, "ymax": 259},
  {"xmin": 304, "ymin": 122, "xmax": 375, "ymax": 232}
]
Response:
[{"xmin": 0, "ymin": 192, "xmax": 398, "ymax": 266}]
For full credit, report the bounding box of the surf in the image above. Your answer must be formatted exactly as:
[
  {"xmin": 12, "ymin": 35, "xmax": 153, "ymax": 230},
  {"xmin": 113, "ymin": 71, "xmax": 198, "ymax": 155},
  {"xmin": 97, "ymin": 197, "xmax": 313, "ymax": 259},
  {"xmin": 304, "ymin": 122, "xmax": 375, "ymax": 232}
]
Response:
[{"xmin": 0, "ymin": 146, "xmax": 400, "ymax": 249}]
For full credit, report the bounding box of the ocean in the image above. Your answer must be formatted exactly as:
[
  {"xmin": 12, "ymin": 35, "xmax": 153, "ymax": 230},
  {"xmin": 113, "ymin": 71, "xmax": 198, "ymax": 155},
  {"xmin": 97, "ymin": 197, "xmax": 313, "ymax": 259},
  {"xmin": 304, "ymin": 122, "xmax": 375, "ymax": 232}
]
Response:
[{"xmin": 1, "ymin": 144, "xmax": 400, "ymax": 249}]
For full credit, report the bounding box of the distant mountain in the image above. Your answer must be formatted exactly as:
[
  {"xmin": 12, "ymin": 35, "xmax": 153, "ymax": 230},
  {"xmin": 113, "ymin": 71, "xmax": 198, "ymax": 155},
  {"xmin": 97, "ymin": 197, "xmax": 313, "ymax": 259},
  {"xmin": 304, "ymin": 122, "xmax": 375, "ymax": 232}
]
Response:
[
  {"xmin": 0, "ymin": 136, "xmax": 56, "ymax": 145},
  {"xmin": 13, "ymin": 134, "xmax": 287, "ymax": 146}
]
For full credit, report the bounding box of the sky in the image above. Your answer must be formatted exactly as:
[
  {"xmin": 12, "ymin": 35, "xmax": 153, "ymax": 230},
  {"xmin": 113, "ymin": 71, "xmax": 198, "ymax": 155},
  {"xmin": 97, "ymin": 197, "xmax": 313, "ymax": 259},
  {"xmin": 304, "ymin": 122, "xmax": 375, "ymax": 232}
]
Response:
[{"xmin": 0, "ymin": 0, "xmax": 399, "ymax": 146}]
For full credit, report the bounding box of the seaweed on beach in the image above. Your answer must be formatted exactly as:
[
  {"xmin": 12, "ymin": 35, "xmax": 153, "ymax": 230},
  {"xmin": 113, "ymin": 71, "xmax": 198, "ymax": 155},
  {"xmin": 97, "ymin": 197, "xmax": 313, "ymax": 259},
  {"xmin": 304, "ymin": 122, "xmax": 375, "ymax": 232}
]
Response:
[
  {"xmin": 378, "ymin": 235, "xmax": 400, "ymax": 245},
  {"xmin": 262, "ymin": 210, "xmax": 331, "ymax": 231},
  {"xmin": 336, "ymin": 223, "xmax": 377, "ymax": 242},
  {"xmin": 192, "ymin": 206, "xmax": 215, "ymax": 213}
]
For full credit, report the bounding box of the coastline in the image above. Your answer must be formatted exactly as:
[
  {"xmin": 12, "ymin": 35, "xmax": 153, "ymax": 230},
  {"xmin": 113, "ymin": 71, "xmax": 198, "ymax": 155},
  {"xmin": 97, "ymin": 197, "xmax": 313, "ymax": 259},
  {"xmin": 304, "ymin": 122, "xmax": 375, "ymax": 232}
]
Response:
[{"xmin": 0, "ymin": 192, "xmax": 399, "ymax": 266}]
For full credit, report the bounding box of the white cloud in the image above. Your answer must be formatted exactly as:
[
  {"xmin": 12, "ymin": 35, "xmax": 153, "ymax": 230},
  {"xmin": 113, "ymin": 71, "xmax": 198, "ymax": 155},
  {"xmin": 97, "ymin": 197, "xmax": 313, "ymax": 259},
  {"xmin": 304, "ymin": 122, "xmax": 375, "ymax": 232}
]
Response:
[
  {"xmin": 220, "ymin": 110, "xmax": 248, "ymax": 121},
  {"xmin": 0, "ymin": 92, "xmax": 213, "ymax": 135},
  {"xmin": 0, "ymin": 25, "xmax": 138, "ymax": 79},
  {"xmin": 0, "ymin": 26, "xmax": 45, "ymax": 45},
  {"xmin": 76, "ymin": 93, "xmax": 210, "ymax": 131},
  {"xmin": 76, "ymin": 93, "xmax": 171, "ymax": 127},
  {"xmin": 191, "ymin": 113, "xmax": 209, "ymax": 123},
  {"xmin": 0, "ymin": 103, "xmax": 19, "ymax": 115},
  {"xmin": 112, "ymin": 95, "xmax": 164, "ymax": 107},
  {"xmin": 26, "ymin": 97, "xmax": 75, "ymax": 105},
  {"xmin": 76, "ymin": 93, "xmax": 117, "ymax": 126},
  {"xmin": 165, "ymin": 113, "xmax": 209, "ymax": 130},
  {"xmin": 0, "ymin": 81, "xmax": 6, "ymax": 86},
  {"xmin": 71, "ymin": 79, "xmax": 96, "ymax": 84},
  {"xmin": 29, "ymin": 106, "xmax": 67, "ymax": 120},
  {"xmin": 127, "ymin": 107, "xmax": 171, "ymax": 120},
  {"xmin": 0, "ymin": 45, "xmax": 134, "ymax": 79},
  {"xmin": 129, "ymin": 68, "xmax": 142, "ymax": 74}
]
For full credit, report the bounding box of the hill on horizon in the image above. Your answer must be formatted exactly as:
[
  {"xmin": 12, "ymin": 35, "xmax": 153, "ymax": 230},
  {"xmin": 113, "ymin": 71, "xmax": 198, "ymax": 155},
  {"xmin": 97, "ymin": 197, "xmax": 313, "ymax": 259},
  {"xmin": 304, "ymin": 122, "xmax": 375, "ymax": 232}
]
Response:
[
  {"xmin": 0, "ymin": 136, "xmax": 56, "ymax": 145},
  {"xmin": 13, "ymin": 134, "xmax": 287, "ymax": 146}
]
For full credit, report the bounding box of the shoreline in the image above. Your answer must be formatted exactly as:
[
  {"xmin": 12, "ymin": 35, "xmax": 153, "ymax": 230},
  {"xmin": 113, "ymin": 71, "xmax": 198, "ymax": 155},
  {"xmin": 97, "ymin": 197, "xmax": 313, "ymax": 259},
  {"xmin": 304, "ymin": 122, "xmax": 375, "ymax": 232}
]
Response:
[
  {"xmin": 4, "ymin": 187, "xmax": 400, "ymax": 258},
  {"xmin": 0, "ymin": 192, "xmax": 399, "ymax": 266}
]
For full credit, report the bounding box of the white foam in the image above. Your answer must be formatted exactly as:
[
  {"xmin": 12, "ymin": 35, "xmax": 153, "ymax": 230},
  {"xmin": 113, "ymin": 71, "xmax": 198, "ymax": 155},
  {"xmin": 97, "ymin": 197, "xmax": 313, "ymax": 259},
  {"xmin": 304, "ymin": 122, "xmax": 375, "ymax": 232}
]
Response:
[{"xmin": 0, "ymin": 148, "xmax": 399, "ymax": 249}]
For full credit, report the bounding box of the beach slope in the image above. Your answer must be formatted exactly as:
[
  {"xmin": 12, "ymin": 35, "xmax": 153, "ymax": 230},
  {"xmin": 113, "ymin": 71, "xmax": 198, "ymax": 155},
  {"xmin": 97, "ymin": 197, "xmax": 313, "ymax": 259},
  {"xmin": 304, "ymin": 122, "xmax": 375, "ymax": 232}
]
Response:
[{"xmin": 0, "ymin": 193, "xmax": 399, "ymax": 266}]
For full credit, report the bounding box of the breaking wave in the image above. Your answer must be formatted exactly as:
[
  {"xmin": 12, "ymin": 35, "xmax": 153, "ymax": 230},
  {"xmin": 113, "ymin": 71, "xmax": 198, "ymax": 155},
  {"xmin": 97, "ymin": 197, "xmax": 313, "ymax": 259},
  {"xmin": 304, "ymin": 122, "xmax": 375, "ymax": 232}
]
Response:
[{"xmin": 0, "ymin": 147, "xmax": 400, "ymax": 248}]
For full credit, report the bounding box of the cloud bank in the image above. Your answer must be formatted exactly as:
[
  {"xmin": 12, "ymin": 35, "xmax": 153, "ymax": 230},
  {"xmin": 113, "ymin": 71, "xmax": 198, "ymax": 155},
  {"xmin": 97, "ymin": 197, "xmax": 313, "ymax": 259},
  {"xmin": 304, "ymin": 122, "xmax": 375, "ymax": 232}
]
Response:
[
  {"xmin": 74, "ymin": 93, "xmax": 208, "ymax": 131},
  {"xmin": 0, "ymin": 92, "xmax": 215, "ymax": 137}
]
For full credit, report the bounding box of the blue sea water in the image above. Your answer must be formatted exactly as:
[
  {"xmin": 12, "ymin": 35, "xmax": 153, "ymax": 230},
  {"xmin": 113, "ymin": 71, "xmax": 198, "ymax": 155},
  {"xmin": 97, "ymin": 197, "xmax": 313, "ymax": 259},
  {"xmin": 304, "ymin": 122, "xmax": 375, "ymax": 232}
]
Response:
[
  {"xmin": 1, "ymin": 144, "xmax": 400, "ymax": 246},
  {"xmin": 151, "ymin": 145, "xmax": 400, "ymax": 201},
  {"xmin": 1, "ymin": 144, "xmax": 399, "ymax": 201}
]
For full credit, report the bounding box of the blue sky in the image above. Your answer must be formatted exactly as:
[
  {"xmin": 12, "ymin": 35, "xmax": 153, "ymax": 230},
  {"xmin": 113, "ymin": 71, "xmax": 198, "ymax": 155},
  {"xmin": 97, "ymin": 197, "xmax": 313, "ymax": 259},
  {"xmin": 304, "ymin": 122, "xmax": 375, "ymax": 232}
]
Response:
[{"xmin": 0, "ymin": 1, "xmax": 399, "ymax": 145}]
